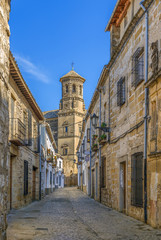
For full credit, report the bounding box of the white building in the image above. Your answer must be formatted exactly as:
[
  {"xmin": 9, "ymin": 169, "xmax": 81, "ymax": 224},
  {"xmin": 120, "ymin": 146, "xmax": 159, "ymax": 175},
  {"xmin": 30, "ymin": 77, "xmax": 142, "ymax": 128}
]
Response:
[
  {"xmin": 41, "ymin": 123, "xmax": 57, "ymax": 197},
  {"xmin": 77, "ymin": 124, "xmax": 89, "ymax": 194},
  {"xmin": 54, "ymin": 154, "xmax": 64, "ymax": 188}
]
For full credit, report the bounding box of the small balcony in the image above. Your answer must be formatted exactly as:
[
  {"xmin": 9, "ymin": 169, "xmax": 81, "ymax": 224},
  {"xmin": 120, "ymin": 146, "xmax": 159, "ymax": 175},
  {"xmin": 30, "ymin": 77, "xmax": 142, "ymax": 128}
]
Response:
[{"xmin": 9, "ymin": 118, "xmax": 26, "ymax": 146}]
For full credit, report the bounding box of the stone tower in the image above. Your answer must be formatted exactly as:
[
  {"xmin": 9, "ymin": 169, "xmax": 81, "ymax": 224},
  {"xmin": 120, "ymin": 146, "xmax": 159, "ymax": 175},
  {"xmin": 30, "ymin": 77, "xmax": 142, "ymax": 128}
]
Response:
[{"xmin": 58, "ymin": 70, "xmax": 86, "ymax": 186}]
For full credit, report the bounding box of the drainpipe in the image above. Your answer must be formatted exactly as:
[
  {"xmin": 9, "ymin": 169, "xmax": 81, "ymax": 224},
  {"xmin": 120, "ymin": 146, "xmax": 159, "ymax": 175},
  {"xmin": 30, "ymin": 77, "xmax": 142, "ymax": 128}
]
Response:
[
  {"xmin": 89, "ymin": 114, "xmax": 92, "ymax": 196},
  {"xmin": 108, "ymin": 75, "xmax": 111, "ymax": 143},
  {"xmin": 39, "ymin": 123, "xmax": 42, "ymax": 200},
  {"xmin": 140, "ymin": 0, "xmax": 148, "ymax": 224},
  {"xmin": 81, "ymin": 145, "xmax": 83, "ymax": 191}
]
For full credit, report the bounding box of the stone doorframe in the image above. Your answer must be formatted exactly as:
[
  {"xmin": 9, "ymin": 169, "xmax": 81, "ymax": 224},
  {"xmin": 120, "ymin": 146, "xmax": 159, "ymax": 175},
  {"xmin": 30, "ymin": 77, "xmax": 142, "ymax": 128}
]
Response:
[{"xmin": 118, "ymin": 155, "xmax": 128, "ymax": 213}]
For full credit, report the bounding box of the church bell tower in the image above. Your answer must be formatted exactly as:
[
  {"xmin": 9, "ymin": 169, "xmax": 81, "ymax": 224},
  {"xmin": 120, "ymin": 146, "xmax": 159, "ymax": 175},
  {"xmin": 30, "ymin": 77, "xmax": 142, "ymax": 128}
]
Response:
[{"xmin": 58, "ymin": 69, "xmax": 86, "ymax": 186}]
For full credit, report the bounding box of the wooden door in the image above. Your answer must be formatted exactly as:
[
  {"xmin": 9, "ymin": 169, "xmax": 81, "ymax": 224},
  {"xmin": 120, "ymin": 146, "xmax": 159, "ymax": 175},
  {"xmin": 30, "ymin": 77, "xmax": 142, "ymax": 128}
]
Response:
[
  {"xmin": 120, "ymin": 162, "xmax": 126, "ymax": 212},
  {"xmin": 32, "ymin": 167, "xmax": 36, "ymax": 201}
]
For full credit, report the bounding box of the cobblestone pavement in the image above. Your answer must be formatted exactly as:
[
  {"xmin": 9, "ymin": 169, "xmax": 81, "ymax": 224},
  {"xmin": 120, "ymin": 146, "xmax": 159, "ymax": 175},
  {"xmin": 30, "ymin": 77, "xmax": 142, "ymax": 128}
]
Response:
[{"xmin": 7, "ymin": 187, "xmax": 161, "ymax": 240}]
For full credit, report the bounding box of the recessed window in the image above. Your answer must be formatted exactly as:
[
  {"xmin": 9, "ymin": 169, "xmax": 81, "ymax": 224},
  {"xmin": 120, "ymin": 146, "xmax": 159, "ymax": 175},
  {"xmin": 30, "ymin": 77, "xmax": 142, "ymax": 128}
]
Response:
[
  {"xmin": 72, "ymin": 84, "xmax": 76, "ymax": 93},
  {"xmin": 117, "ymin": 77, "xmax": 126, "ymax": 106},
  {"xmin": 131, "ymin": 152, "xmax": 143, "ymax": 207},
  {"xmin": 64, "ymin": 148, "xmax": 68, "ymax": 155},
  {"xmin": 132, "ymin": 47, "xmax": 144, "ymax": 87},
  {"xmin": 65, "ymin": 126, "xmax": 68, "ymax": 133},
  {"xmin": 79, "ymin": 85, "xmax": 82, "ymax": 95},
  {"xmin": 66, "ymin": 85, "xmax": 68, "ymax": 93}
]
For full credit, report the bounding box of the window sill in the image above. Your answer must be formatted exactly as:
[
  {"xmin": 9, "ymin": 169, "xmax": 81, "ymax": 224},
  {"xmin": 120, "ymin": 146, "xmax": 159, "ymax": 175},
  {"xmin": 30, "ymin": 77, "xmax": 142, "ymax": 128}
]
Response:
[
  {"xmin": 149, "ymin": 151, "xmax": 161, "ymax": 158},
  {"xmin": 131, "ymin": 204, "xmax": 143, "ymax": 208}
]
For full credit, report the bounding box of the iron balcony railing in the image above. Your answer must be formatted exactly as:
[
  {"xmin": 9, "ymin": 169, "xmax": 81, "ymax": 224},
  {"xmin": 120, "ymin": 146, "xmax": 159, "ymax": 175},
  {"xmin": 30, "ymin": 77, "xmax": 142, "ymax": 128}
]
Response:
[{"xmin": 9, "ymin": 118, "xmax": 26, "ymax": 146}]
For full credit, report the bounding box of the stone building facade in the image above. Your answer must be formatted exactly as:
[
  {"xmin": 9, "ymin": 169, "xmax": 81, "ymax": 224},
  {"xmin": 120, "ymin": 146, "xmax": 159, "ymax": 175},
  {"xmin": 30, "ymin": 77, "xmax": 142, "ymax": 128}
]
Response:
[
  {"xmin": 43, "ymin": 110, "xmax": 59, "ymax": 148},
  {"xmin": 0, "ymin": 0, "xmax": 11, "ymax": 239},
  {"xmin": 77, "ymin": 0, "xmax": 161, "ymax": 228},
  {"xmin": 44, "ymin": 70, "xmax": 86, "ymax": 187},
  {"xmin": 8, "ymin": 52, "xmax": 44, "ymax": 209}
]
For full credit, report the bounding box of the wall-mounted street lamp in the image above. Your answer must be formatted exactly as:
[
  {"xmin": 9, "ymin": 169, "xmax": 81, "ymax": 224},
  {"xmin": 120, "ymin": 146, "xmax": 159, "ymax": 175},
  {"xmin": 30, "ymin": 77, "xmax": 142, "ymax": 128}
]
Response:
[{"xmin": 91, "ymin": 113, "xmax": 110, "ymax": 133}]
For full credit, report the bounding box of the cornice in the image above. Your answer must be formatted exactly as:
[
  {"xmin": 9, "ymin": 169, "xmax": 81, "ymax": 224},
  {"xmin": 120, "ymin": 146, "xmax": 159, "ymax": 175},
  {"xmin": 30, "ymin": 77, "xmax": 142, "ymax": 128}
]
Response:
[
  {"xmin": 10, "ymin": 51, "xmax": 44, "ymax": 121},
  {"xmin": 58, "ymin": 111, "xmax": 85, "ymax": 117}
]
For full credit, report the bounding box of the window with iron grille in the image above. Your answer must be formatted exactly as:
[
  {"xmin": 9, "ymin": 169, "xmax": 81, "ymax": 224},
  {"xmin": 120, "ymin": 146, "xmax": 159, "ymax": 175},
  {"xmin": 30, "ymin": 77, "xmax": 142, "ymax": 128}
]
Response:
[
  {"xmin": 131, "ymin": 152, "xmax": 143, "ymax": 207},
  {"xmin": 101, "ymin": 157, "xmax": 106, "ymax": 188},
  {"xmin": 24, "ymin": 160, "xmax": 28, "ymax": 196},
  {"xmin": 117, "ymin": 77, "xmax": 126, "ymax": 106},
  {"xmin": 132, "ymin": 47, "xmax": 144, "ymax": 88}
]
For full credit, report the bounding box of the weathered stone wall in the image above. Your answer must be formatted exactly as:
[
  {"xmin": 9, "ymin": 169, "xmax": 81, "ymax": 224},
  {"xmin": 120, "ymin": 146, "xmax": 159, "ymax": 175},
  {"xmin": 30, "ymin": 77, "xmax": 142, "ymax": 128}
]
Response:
[
  {"xmin": 147, "ymin": 0, "xmax": 161, "ymax": 226},
  {"xmin": 0, "ymin": 0, "xmax": 10, "ymax": 239},
  {"xmin": 78, "ymin": 0, "xmax": 161, "ymax": 228},
  {"xmin": 8, "ymin": 62, "xmax": 41, "ymax": 210}
]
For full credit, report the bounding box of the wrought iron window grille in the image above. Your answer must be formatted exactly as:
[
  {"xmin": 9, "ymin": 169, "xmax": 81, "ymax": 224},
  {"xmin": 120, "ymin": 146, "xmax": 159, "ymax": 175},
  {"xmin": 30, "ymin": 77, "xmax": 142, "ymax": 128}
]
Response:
[
  {"xmin": 117, "ymin": 77, "xmax": 126, "ymax": 106},
  {"xmin": 131, "ymin": 152, "xmax": 143, "ymax": 207},
  {"xmin": 132, "ymin": 47, "xmax": 144, "ymax": 88}
]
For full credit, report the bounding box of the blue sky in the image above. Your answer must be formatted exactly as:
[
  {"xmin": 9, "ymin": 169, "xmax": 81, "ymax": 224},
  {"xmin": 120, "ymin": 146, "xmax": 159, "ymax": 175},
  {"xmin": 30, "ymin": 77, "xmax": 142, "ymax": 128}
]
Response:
[{"xmin": 10, "ymin": 0, "xmax": 117, "ymax": 112}]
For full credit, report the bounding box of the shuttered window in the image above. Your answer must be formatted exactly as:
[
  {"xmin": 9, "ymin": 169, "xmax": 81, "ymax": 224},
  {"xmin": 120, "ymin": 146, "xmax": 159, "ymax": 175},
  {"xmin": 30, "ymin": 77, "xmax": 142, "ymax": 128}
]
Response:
[
  {"xmin": 24, "ymin": 160, "xmax": 28, "ymax": 196},
  {"xmin": 117, "ymin": 77, "xmax": 126, "ymax": 106},
  {"xmin": 131, "ymin": 153, "xmax": 143, "ymax": 207}
]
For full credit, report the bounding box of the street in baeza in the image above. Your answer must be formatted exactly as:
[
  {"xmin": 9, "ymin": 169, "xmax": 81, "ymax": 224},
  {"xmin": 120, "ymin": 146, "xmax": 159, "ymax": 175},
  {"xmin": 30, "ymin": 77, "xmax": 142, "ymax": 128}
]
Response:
[{"xmin": 7, "ymin": 188, "xmax": 161, "ymax": 240}]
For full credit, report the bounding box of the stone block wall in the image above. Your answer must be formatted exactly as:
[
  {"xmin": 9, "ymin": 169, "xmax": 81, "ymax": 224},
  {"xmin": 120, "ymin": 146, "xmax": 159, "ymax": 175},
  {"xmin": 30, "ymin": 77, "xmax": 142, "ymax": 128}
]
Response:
[
  {"xmin": 79, "ymin": 0, "xmax": 161, "ymax": 228},
  {"xmin": 0, "ymin": 0, "xmax": 10, "ymax": 239}
]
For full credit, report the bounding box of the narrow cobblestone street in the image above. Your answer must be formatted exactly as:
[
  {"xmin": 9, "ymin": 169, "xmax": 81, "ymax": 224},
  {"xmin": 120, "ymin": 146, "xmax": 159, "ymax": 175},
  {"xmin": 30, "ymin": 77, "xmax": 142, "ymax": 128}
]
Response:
[{"xmin": 7, "ymin": 188, "xmax": 161, "ymax": 240}]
